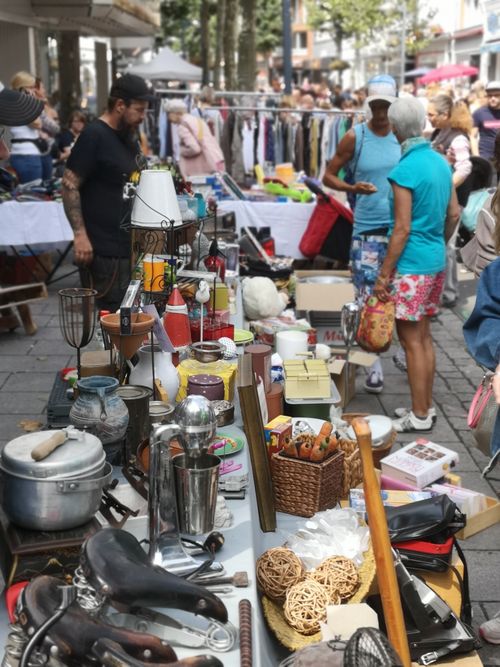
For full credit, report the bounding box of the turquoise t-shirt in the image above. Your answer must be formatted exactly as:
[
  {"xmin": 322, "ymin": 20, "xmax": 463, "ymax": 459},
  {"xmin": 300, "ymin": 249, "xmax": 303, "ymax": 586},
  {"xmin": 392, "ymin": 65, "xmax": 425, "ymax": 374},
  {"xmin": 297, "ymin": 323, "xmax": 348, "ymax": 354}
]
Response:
[
  {"xmin": 351, "ymin": 123, "xmax": 401, "ymax": 235},
  {"xmin": 388, "ymin": 141, "xmax": 452, "ymax": 275}
]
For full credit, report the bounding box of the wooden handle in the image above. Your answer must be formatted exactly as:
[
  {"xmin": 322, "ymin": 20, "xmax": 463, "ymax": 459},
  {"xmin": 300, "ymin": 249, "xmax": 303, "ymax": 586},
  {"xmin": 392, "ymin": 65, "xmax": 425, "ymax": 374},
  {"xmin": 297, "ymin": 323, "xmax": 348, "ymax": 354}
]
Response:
[
  {"xmin": 31, "ymin": 431, "xmax": 67, "ymax": 461},
  {"xmin": 352, "ymin": 417, "xmax": 411, "ymax": 667}
]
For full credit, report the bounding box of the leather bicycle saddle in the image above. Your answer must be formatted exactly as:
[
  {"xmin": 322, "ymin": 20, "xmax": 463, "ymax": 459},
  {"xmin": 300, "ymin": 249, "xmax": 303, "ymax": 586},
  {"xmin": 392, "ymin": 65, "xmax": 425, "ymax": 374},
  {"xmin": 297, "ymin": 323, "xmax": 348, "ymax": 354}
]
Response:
[
  {"xmin": 18, "ymin": 576, "xmax": 178, "ymax": 666},
  {"xmin": 80, "ymin": 528, "xmax": 228, "ymax": 624},
  {"xmin": 92, "ymin": 639, "xmax": 223, "ymax": 667}
]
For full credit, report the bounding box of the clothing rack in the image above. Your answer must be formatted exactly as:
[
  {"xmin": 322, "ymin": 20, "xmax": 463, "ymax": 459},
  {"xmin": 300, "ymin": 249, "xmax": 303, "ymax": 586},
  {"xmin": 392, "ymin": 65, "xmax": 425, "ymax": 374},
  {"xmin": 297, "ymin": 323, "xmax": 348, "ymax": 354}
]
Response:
[
  {"xmin": 154, "ymin": 88, "xmax": 284, "ymax": 97},
  {"xmin": 203, "ymin": 106, "xmax": 365, "ymax": 116}
]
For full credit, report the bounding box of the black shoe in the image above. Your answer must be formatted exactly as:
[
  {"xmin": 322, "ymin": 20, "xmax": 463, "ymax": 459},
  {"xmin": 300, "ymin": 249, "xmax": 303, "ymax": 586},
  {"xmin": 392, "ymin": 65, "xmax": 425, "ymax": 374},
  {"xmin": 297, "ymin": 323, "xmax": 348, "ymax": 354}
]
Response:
[{"xmin": 441, "ymin": 299, "xmax": 457, "ymax": 308}]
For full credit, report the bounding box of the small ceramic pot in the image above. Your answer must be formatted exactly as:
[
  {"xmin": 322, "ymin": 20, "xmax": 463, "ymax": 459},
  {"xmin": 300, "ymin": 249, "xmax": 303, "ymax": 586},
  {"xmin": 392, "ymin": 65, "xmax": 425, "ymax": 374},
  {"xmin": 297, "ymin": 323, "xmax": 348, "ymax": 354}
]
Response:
[{"xmin": 187, "ymin": 374, "xmax": 225, "ymax": 401}]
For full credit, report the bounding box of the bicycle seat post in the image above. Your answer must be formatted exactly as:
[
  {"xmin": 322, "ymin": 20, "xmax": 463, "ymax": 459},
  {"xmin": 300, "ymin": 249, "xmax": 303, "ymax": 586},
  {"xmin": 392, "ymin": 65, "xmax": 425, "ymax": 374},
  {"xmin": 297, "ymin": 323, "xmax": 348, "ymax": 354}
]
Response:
[{"xmin": 148, "ymin": 423, "xmax": 199, "ymax": 575}]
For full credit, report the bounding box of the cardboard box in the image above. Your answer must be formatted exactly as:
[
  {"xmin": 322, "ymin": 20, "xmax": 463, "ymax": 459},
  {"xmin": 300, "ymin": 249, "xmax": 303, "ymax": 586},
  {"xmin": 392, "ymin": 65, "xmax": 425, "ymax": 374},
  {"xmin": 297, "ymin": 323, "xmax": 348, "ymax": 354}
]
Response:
[
  {"xmin": 294, "ymin": 270, "xmax": 355, "ymax": 312},
  {"xmin": 328, "ymin": 349, "xmax": 377, "ymax": 407},
  {"xmin": 264, "ymin": 415, "xmax": 292, "ymax": 461},
  {"xmin": 349, "ymin": 488, "xmax": 432, "ymax": 514},
  {"xmin": 80, "ymin": 351, "xmax": 115, "ymax": 378},
  {"xmin": 380, "ymin": 439, "xmax": 460, "ymax": 489},
  {"xmin": 456, "ymin": 495, "xmax": 500, "ymax": 539},
  {"xmin": 284, "ymin": 359, "xmax": 331, "ymax": 399}
]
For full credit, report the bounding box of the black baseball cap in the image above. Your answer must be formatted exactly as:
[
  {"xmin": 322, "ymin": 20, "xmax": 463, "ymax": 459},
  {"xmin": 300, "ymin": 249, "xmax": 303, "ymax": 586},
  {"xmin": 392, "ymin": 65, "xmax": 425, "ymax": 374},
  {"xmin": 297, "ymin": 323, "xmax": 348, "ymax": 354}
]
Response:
[
  {"xmin": 0, "ymin": 82, "xmax": 44, "ymax": 126},
  {"xmin": 110, "ymin": 74, "xmax": 156, "ymax": 102}
]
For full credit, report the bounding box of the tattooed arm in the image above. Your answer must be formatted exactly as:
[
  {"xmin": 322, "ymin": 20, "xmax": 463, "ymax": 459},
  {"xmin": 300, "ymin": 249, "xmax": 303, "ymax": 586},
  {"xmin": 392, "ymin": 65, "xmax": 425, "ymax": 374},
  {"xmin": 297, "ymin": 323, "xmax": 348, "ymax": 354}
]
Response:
[{"xmin": 61, "ymin": 168, "xmax": 93, "ymax": 265}]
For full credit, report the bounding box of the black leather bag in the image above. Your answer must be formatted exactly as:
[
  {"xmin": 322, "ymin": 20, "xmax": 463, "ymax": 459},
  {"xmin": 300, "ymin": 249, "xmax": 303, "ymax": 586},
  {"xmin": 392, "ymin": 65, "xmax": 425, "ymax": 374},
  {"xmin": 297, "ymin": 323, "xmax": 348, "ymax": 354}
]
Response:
[
  {"xmin": 386, "ymin": 495, "xmax": 466, "ymax": 543},
  {"xmin": 386, "ymin": 495, "xmax": 471, "ymax": 625}
]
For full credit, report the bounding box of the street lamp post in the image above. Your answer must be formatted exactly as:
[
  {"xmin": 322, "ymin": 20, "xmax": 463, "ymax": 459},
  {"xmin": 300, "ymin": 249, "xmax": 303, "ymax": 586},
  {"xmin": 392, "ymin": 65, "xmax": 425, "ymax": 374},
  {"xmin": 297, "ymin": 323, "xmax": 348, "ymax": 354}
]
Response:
[
  {"xmin": 400, "ymin": 0, "xmax": 407, "ymax": 88},
  {"xmin": 282, "ymin": 0, "xmax": 293, "ymax": 94}
]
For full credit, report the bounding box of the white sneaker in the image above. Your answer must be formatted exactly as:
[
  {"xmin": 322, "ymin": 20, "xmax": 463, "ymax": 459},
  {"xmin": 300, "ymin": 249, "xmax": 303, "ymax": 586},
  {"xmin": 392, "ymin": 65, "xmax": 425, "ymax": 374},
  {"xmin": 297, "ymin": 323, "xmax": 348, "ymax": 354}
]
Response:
[
  {"xmin": 480, "ymin": 612, "xmax": 500, "ymax": 644},
  {"xmin": 392, "ymin": 410, "xmax": 433, "ymax": 433},
  {"xmin": 394, "ymin": 407, "xmax": 437, "ymax": 423},
  {"xmin": 364, "ymin": 370, "xmax": 384, "ymax": 394}
]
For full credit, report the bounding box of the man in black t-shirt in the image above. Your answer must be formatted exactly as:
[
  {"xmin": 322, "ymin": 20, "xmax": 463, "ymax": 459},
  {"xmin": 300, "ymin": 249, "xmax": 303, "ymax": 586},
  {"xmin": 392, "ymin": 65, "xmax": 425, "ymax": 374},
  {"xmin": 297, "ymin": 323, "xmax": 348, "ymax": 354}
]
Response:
[{"xmin": 62, "ymin": 74, "xmax": 154, "ymax": 309}]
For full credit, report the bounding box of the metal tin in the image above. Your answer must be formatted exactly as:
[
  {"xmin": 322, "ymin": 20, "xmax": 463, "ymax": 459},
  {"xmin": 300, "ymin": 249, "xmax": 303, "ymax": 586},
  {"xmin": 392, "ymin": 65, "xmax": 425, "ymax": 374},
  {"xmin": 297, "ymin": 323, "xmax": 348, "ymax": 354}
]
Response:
[
  {"xmin": 149, "ymin": 400, "xmax": 175, "ymax": 424},
  {"xmin": 0, "ymin": 430, "xmax": 105, "ymax": 481},
  {"xmin": 211, "ymin": 400, "xmax": 235, "ymax": 427},
  {"xmin": 187, "ymin": 374, "xmax": 225, "ymax": 401},
  {"xmin": 116, "ymin": 385, "xmax": 153, "ymax": 464},
  {"xmin": 116, "ymin": 385, "xmax": 153, "ymax": 402}
]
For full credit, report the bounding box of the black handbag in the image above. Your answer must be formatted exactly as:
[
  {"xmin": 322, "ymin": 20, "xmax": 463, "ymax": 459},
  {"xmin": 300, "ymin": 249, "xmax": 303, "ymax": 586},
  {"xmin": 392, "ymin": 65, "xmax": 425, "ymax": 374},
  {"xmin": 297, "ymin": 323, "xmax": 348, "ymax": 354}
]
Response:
[{"xmin": 385, "ymin": 495, "xmax": 471, "ymax": 625}]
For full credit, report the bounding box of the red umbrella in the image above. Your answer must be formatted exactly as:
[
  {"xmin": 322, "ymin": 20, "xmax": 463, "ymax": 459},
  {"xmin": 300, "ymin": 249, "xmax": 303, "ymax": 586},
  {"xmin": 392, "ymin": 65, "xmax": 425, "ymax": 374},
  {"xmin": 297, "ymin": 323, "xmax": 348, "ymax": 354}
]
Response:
[{"xmin": 419, "ymin": 63, "xmax": 479, "ymax": 84}]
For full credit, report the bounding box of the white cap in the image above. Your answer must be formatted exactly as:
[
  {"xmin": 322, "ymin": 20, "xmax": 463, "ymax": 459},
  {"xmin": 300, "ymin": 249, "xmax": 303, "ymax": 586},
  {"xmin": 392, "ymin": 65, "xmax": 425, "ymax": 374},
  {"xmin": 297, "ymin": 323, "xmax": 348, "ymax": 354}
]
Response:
[
  {"xmin": 486, "ymin": 81, "xmax": 500, "ymax": 92},
  {"xmin": 366, "ymin": 74, "xmax": 397, "ymax": 105}
]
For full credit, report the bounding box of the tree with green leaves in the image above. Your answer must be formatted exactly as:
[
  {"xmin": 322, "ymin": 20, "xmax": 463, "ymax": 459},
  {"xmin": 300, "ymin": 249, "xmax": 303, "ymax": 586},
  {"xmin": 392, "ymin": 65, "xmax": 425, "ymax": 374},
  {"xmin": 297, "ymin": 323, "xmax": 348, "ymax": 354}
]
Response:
[
  {"xmin": 160, "ymin": 0, "xmax": 210, "ymax": 67},
  {"xmin": 306, "ymin": 0, "xmax": 389, "ymax": 60},
  {"xmin": 256, "ymin": 0, "xmax": 282, "ymax": 60}
]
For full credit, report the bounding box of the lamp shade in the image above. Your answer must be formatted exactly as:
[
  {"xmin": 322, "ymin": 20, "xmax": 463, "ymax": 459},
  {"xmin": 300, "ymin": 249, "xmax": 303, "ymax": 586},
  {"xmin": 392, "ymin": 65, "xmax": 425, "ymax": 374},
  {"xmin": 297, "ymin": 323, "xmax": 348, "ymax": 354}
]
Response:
[{"xmin": 131, "ymin": 170, "xmax": 183, "ymax": 228}]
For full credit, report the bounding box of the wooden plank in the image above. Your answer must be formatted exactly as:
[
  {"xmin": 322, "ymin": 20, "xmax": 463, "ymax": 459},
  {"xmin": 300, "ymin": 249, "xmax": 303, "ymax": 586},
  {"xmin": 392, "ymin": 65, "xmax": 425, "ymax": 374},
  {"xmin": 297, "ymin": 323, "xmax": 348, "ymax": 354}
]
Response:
[
  {"xmin": 0, "ymin": 282, "xmax": 48, "ymax": 309},
  {"xmin": 237, "ymin": 355, "xmax": 276, "ymax": 533}
]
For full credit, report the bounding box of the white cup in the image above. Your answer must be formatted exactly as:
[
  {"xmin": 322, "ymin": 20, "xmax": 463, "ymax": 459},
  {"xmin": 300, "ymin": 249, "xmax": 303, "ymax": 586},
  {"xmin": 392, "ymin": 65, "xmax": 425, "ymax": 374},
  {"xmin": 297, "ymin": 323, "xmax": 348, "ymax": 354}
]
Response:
[{"xmin": 275, "ymin": 330, "xmax": 309, "ymax": 360}]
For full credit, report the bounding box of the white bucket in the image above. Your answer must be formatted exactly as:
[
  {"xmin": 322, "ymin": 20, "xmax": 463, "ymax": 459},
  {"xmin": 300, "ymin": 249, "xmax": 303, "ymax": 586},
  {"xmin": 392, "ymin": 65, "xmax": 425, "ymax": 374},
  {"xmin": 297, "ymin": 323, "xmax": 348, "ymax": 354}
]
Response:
[
  {"xmin": 131, "ymin": 170, "xmax": 183, "ymax": 227},
  {"xmin": 275, "ymin": 330, "xmax": 309, "ymax": 361}
]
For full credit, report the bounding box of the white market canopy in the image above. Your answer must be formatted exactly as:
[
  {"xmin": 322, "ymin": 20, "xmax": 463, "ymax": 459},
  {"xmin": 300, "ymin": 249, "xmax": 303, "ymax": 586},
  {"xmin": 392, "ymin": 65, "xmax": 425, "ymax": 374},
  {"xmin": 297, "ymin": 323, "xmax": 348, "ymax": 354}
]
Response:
[{"xmin": 128, "ymin": 46, "xmax": 202, "ymax": 82}]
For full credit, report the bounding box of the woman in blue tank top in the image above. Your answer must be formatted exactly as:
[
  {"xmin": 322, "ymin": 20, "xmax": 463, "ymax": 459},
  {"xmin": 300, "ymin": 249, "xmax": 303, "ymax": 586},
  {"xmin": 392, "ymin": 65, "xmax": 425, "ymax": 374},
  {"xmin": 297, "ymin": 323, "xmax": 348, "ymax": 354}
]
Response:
[{"xmin": 323, "ymin": 75, "xmax": 401, "ymax": 394}]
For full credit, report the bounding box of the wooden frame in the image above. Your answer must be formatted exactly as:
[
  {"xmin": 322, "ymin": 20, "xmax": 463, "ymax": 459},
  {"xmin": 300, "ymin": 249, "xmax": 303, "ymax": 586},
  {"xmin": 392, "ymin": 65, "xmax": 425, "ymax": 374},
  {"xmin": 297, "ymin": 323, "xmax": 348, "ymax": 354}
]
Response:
[{"xmin": 237, "ymin": 354, "xmax": 276, "ymax": 532}]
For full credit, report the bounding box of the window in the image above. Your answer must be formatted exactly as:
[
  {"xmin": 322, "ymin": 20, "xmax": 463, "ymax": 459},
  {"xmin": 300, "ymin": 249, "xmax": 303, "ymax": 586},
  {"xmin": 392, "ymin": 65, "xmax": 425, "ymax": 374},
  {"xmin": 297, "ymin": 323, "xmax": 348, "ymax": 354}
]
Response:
[{"xmin": 293, "ymin": 31, "xmax": 308, "ymax": 50}]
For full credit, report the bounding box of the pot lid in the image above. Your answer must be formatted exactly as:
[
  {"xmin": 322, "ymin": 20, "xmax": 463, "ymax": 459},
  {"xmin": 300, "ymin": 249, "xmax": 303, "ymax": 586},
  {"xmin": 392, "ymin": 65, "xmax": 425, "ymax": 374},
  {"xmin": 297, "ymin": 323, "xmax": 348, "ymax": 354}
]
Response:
[
  {"xmin": 1, "ymin": 429, "xmax": 105, "ymax": 479},
  {"xmin": 346, "ymin": 415, "xmax": 393, "ymax": 448},
  {"xmin": 116, "ymin": 385, "xmax": 153, "ymax": 401}
]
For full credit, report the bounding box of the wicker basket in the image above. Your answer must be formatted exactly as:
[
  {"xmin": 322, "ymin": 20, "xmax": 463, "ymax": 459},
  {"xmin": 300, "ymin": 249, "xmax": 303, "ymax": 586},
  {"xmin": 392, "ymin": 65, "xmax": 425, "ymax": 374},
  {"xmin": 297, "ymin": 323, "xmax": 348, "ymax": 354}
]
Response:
[
  {"xmin": 271, "ymin": 450, "xmax": 344, "ymax": 518},
  {"xmin": 261, "ymin": 545, "xmax": 376, "ymax": 651}
]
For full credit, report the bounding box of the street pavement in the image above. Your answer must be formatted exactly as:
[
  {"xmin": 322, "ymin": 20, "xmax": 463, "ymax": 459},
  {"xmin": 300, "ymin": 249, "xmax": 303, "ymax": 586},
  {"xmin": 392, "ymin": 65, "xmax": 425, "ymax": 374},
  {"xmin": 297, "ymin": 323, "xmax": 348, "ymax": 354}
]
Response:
[{"xmin": 0, "ymin": 263, "xmax": 499, "ymax": 665}]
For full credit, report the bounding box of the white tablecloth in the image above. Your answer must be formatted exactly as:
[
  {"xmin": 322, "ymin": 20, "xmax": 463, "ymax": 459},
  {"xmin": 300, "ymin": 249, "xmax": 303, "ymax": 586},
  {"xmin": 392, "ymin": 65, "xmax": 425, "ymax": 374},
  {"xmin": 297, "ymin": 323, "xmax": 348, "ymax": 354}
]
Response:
[
  {"xmin": 0, "ymin": 201, "xmax": 73, "ymax": 249},
  {"xmin": 218, "ymin": 200, "xmax": 315, "ymax": 259}
]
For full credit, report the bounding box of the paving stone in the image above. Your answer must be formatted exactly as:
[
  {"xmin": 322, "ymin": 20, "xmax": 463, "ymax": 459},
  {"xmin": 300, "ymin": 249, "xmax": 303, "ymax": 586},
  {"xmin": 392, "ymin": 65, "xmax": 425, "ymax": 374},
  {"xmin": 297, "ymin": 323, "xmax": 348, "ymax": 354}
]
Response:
[
  {"xmin": 28, "ymin": 339, "xmax": 76, "ymax": 356},
  {"xmin": 446, "ymin": 377, "xmax": 477, "ymax": 393},
  {"xmin": 2, "ymin": 371, "xmax": 60, "ymax": 392},
  {"xmin": 0, "ymin": 355, "xmax": 72, "ymax": 372},
  {"xmin": 459, "ymin": 521, "xmax": 500, "ymax": 551},
  {"xmin": 0, "ymin": 414, "xmax": 45, "ymax": 444},
  {"xmin": 434, "ymin": 394, "xmax": 468, "ymax": 416},
  {"xmin": 0, "ymin": 336, "xmax": 38, "ymax": 355},
  {"xmin": 461, "ymin": 550, "xmax": 500, "ymax": 601},
  {"xmin": 0, "ymin": 392, "xmax": 47, "ymax": 414},
  {"xmin": 0, "ymin": 372, "xmax": 10, "ymax": 389}
]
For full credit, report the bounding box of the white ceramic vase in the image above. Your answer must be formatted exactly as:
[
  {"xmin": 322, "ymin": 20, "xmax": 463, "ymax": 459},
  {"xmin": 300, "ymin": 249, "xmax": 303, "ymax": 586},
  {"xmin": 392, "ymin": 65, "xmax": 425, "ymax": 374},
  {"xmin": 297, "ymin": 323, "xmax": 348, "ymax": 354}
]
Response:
[{"xmin": 129, "ymin": 343, "xmax": 180, "ymax": 403}]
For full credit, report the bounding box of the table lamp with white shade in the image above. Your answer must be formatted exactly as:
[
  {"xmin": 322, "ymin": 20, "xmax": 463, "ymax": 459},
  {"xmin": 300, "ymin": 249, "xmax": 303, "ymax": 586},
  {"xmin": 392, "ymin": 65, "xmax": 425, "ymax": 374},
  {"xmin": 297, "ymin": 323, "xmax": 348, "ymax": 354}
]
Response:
[{"xmin": 131, "ymin": 170, "xmax": 183, "ymax": 228}]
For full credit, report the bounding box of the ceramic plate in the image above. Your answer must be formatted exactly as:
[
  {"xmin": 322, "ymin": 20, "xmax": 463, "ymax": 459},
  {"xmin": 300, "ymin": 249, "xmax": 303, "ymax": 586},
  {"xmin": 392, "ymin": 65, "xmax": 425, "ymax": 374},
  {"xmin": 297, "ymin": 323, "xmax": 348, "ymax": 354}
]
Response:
[
  {"xmin": 291, "ymin": 416, "xmax": 326, "ymax": 437},
  {"xmin": 234, "ymin": 329, "xmax": 254, "ymax": 345},
  {"xmin": 346, "ymin": 414, "xmax": 393, "ymax": 448},
  {"xmin": 211, "ymin": 432, "xmax": 245, "ymax": 456}
]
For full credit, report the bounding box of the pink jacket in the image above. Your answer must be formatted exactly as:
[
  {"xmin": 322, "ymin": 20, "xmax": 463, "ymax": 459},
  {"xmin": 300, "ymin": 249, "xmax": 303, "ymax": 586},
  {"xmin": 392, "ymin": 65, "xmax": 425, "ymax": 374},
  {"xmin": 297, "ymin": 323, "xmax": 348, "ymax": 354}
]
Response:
[{"xmin": 177, "ymin": 114, "xmax": 225, "ymax": 178}]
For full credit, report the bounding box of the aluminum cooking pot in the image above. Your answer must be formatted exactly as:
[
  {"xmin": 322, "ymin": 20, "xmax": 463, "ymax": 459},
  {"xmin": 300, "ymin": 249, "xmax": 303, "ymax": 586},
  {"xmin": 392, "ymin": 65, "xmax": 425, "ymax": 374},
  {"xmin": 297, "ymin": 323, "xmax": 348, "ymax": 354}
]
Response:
[{"xmin": 0, "ymin": 429, "xmax": 111, "ymax": 530}]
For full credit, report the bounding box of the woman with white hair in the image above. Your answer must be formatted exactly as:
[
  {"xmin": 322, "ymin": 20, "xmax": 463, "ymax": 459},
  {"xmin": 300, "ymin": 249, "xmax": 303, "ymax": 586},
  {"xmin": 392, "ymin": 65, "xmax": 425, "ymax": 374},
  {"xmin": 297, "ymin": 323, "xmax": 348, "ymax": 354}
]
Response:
[
  {"xmin": 374, "ymin": 97, "xmax": 460, "ymax": 433},
  {"xmin": 166, "ymin": 99, "xmax": 225, "ymax": 179}
]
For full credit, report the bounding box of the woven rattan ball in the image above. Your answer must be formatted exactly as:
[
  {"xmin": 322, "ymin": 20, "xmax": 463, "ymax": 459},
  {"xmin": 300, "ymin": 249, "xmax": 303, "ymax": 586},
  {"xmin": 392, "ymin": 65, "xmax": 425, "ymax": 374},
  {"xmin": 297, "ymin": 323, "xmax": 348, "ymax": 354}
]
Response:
[
  {"xmin": 256, "ymin": 547, "xmax": 305, "ymax": 601},
  {"xmin": 283, "ymin": 579, "xmax": 330, "ymax": 635},
  {"xmin": 312, "ymin": 555, "xmax": 360, "ymax": 602}
]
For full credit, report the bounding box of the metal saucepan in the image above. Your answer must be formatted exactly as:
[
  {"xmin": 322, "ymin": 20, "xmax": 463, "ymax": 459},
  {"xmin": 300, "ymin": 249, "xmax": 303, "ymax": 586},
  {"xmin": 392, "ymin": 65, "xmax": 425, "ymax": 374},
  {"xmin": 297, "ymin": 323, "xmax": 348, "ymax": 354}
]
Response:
[
  {"xmin": 1, "ymin": 462, "xmax": 112, "ymax": 531},
  {"xmin": 190, "ymin": 341, "xmax": 225, "ymax": 363},
  {"xmin": 0, "ymin": 429, "xmax": 110, "ymax": 530}
]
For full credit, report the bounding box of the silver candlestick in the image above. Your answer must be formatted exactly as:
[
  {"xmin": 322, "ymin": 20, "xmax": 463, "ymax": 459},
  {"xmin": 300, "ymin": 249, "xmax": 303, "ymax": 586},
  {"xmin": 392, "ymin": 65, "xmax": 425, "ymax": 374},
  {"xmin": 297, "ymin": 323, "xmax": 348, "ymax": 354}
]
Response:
[{"xmin": 341, "ymin": 301, "xmax": 360, "ymax": 368}]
